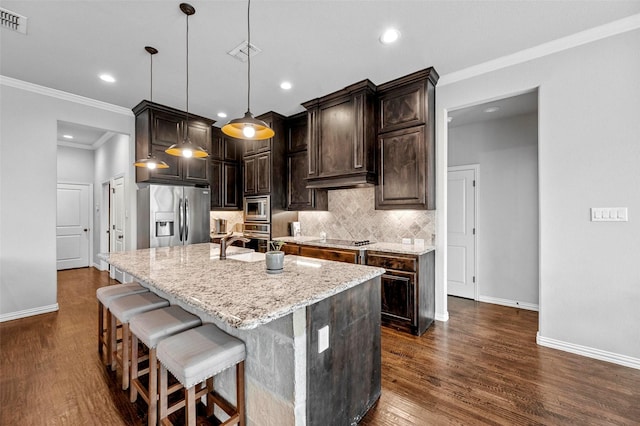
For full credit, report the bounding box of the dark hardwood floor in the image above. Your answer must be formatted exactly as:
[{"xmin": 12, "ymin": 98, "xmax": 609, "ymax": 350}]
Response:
[{"xmin": 1, "ymin": 268, "xmax": 638, "ymax": 425}]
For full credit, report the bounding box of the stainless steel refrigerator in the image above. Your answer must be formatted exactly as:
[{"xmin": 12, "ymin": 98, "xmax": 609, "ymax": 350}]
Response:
[{"xmin": 137, "ymin": 185, "xmax": 210, "ymax": 248}]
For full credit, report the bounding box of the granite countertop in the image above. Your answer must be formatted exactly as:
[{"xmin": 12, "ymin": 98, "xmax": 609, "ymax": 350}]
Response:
[
  {"xmin": 99, "ymin": 243, "xmax": 384, "ymax": 330},
  {"xmin": 275, "ymin": 236, "xmax": 435, "ymax": 256}
]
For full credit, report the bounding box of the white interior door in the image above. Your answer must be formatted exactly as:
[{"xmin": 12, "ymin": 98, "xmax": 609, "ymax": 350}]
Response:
[
  {"xmin": 56, "ymin": 183, "xmax": 90, "ymax": 270},
  {"xmin": 447, "ymin": 167, "xmax": 477, "ymax": 299},
  {"xmin": 109, "ymin": 176, "xmax": 126, "ymax": 282}
]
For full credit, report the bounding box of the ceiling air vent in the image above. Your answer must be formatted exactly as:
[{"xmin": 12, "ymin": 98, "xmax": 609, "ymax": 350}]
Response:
[
  {"xmin": 227, "ymin": 40, "xmax": 261, "ymax": 62},
  {"xmin": 1, "ymin": 7, "xmax": 28, "ymax": 34}
]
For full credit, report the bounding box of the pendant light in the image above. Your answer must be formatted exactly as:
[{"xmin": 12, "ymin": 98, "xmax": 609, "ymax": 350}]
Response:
[
  {"xmin": 166, "ymin": 3, "xmax": 209, "ymax": 158},
  {"xmin": 221, "ymin": 0, "xmax": 274, "ymax": 140},
  {"xmin": 134, "ymin": 46, "xmax": 169, "ymax": 169}
]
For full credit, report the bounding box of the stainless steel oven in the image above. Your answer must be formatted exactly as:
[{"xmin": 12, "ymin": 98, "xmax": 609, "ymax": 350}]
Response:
[
  {"xmin": 242, "ymin": 222, "xmax": 270, "ymax": 239},
  {"xmin": 244, "ymin": 195, "xmax": 270, "ymax": 223}
]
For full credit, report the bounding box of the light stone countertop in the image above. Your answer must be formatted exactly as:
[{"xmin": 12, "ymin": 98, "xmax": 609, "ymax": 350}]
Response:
[
  {"xmin": 99, "ymin": 243, "xmax": 384, "ymax": 330},
  {"xmin": 275, "ymin": 236, "xmax": 435, "ymax": 256}
]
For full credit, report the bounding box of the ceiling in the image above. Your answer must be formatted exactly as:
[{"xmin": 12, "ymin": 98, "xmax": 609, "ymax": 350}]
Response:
[
  {"xmin": 448, "ymin": 90, "xmax": 538, "ymax": 128},
  {"xmin": 57, "ymin": 120, "xmax": 114, "ymax": 149},
  {"xmin": 2, "ymin": 1, "xmax": 639, "ymax": 133}
]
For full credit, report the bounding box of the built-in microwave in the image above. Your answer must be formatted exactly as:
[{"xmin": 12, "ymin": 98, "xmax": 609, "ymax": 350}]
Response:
[{"xmin": 243, "ymin": 195, "xmax": 270, "ymax": 223}]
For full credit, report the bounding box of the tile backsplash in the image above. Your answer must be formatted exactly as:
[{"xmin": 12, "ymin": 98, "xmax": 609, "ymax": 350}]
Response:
[
  {"xmin": 298, "ymin": 187, "xmax": 435, "ymax": 245},
  {"xmin": 210, "ymin": 211, "xmax": 243, "ymax": 233}
]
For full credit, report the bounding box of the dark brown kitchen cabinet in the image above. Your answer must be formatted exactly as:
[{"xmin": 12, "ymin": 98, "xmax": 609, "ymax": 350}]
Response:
[
  {"xmin": 210, "ymin": 160, "xmax": 241, "ymax": 210},
  {"xmin": 282, "ymin": 242, "xmax": 301, "ymax": 256},
  {"xmin": 302, "ymin": 80, "xmax": 377, "ymax": 189},
  {"xmin": 375, "ymin": 68, "xmax": 438, "ymax": 210},
  {"xmin": 298, "ymin": 245, "xmax": 362, "ymax": 264},
  {"xmin": 133, "ymin": 100, "xmax": 213, "ymax": 186},
  {"xmin": 367, "ymin": 250, "xmax": 434, "ymax": 335},
  {"xmin": 242, "ymin": 112, "xmax": 286, "ymax": 210},
  {"xmin": 209, "ymin": 128, "xmax": 241, "ymax": 210},
  {"xmin": 285, "ymin": 113, "xmax": 328, "ymax": 211}
]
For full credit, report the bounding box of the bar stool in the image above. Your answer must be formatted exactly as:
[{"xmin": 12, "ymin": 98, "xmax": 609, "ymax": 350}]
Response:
[
  {"xmin": 156, "ymin": 324, "xmax": 246, "ymax": 426},
  {"xmin": 96, "ymin": 282, "xmax": 149, "ymax": 368},
  {"xmin": 129, "ymin": 306, "xmax": 202, "ymax": 426},
  {"xmin": 109, "ymin": 292, "xmax": 169, "ymax": 390}
]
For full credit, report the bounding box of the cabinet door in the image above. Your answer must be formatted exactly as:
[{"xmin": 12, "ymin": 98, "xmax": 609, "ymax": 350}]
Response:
[
  {"xmin": 287, "ymin": 152, "xmax": 313, "ymax": 210},
  {"xmin": 376, "ymin": 126, "xmax": 428, "ymax": 210},
  {"xmin": 223, "ymin": 162, "xmax": 240, "ymax": 208},
  {"xmin": 380, "ymin": 271, "xmax": 415, "ymax": 323},
  {"xmin": 256, "ymin": 152, "xmax": 271, "ymax": 194},
  {"xmin": 378, "ymin": 82, "xmax": 425, "ymax": 133},
  {"xmin": 210, "ymin": 129, "xmax": 224, "ymax": 160},
  {"xmin": 244, "ymin": 156, "xmax": 256, "ymax": 194},
  {"xmin": 287, "ymin": 114, "xmax": 308, "ymax": 153},
  {"xmin": 318, "ymin": 99, "xmax": 355, "ymax": 175},
  {"xmin": 209, "ymin": 160, "xmax": 223, "ymax": 209},
  {"xmin": 282, "ymin": 243, "xmax": 301, "ymax": 256},
  {"xmin": 150, "ymin": 144, "xmax": 182, "ymax": 182},
  {"xmin": 152, "ymin": 111, "xmax": 182, "ymax": 147},
  {"xmin": 183, "ymin": 157, "xmax": 209, "ymax": 183}
]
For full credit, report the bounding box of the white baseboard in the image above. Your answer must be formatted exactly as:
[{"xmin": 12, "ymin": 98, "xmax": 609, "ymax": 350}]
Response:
[
  {"xmin": 0, "ymin": 303, "xmax": 59, "ymax": 323},
  {"xmin": 435, "ymin": 311, "xmax": 449, "ymax": 322},
  {"xmin": 537, "ymin": 332, "xmax": 640, "ymax": 370},
  {"xmin": 478, "ymin": 295, "xmax": 539, "ymax": 311}
]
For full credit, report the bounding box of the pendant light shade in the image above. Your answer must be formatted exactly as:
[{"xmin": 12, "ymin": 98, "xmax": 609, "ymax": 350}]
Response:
[
  {"xmin": 135, "ymin": 46, "xmax": 170, "ymax": 169},
  {"xmin": 222, "ymin": 0, "xmax": 274, "ymax": 141},
  {"xmin": 222, "ymin": 111, "xmax": 274, "ymax": 140},
  {"xmin": 166, "ymin": 3, "xmax": 208, "ymax": 158},
  {"xmin": 134, "ymin": 154, "xmax": 169, "ymax": 169}
]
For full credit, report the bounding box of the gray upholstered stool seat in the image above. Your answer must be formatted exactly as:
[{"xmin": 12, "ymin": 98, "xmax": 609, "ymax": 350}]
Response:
[
  {"xmin": 129, "ymin": 306, "xmax": 202, "ymax": 426},
  {"xmin": 157, "ymin": 324, "xmax": 246, "ymax": 426},
  {"xmin": 109, "ymin": 292, "xmax": 169, "ymax": 390},
  {"xmin": 96, "ymin": 282, "xmax": 149, "ymax": 368}
]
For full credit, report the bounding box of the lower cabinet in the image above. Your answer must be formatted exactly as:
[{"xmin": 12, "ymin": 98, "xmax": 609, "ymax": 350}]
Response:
[
  {"xmin": 282, "ymin": 243, "xmax": 361, "ymax": 264},
  {"xmin": 367, "ymin": 250, "xmax": 434, "ymax": 335}
]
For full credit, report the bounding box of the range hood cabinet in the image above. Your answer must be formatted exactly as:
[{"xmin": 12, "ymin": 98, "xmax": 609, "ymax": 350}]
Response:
[{"xmin": 302, "ymin": 80, "xmax": 377, "ymax": 190}]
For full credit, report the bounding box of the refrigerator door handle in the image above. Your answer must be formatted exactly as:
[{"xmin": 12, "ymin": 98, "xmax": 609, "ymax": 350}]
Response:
[
  {"xmin": 178, "ymin": 198, "xmax": 184, "ymax": 242},
  {"xmin": 184, "ymin": 199, "xmax": 190, "ymax": 242}
]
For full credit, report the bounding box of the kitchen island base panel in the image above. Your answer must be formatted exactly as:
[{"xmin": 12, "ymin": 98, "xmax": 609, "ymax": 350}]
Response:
[{"xmin": 130, "ymin": 276, "xmax": 381, "ymax": 426}]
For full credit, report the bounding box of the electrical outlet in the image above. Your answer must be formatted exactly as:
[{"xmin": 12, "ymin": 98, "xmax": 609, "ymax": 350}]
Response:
[
  {"xmin": 318, "ymin": 325, "xmax": 329, "ymax": 353},
  {"xmin": 591, "ymin": 207, "xmax": 628, "ymax": 222}
]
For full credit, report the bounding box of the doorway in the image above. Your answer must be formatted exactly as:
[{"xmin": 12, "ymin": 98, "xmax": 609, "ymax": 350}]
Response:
[
  {"xmin": 446, "ymin": 90, "xmax": 539, "ymax": 310},
  {"xmin": 447, "ymin": 165, "xmax": 477, "ymax": 299},
  {"xmin": 56, "ymin": 183, "xmax": 92, "ymax": 270}
]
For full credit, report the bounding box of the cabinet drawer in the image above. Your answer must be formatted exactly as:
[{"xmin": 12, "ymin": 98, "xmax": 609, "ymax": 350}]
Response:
[
  {"xmin": 366, "ymin": 252, "xmax": 417, "ymax": 272},
  {"xmin": 282, "ymin": 243, "xmax": 300, "ymax": 256},
  {"xmin": 299, "ymin": 246, "xmax": 359, "ymax": 264}
]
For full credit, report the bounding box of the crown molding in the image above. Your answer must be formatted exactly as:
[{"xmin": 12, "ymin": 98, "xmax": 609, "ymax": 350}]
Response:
[
  {"xmin": 439, "ymin": 13, "xmax": 640, "ymax": 86},
  {"xmin": 0, "ymin": 75, "xmax": 134, "ymax": 116}
]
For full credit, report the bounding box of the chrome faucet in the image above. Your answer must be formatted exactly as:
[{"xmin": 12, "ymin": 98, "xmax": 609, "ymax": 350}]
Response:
[{"xmin": 219, "ymin": 233, "xmax": 250, "ymax": 260}]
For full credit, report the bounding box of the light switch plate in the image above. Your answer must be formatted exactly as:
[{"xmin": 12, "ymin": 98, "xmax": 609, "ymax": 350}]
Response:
[
  {"xmin": 318, "ymin": 325, "xmax": 329, "ymax": 353},
  {"xmin": 591, "ymin": 207, "xmax": 628, "ymax": 222}
]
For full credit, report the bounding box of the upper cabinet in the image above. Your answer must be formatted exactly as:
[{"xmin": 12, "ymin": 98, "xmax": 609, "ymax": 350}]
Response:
[
  {"xmin": 242, "ymin": 112, "xmax": 287, "ymax": 210},
  {"xmin": 375, "ymin": 68, "xmax": 439, "ymax": 210},
  {"xmin": 285, "ymin": 113, "xmax": 328, "ymax": 211},
  {"xmin": 209, "ymin": 128, "xmax": 241, "ymax": 210},
  {"xmin": 133, "ymin": 100, "xmax": 213, "ymax": 186},
  {"xmin": 302, "ymin": 80, "xmax": 377, "ymax": 190}
]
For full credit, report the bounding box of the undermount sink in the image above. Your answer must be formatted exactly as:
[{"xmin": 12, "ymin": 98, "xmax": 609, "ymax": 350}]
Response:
[{"xmin": 227, "ymin": 252, "xmax": 266, "ymax": 262}]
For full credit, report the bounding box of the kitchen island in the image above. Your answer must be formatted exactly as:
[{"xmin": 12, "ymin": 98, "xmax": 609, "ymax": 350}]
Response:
[{"xmin": 101, "ymin": 243, "xmax": 385, "ymax": 426}]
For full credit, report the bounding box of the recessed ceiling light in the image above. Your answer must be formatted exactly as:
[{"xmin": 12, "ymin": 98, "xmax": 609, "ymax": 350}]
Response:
[
  {"xmin": 63, "ymin": 134, "xmax": 74, "ymax": 139},
  {"xmin": 380, "ymin": 28, "xmax": 401, "ymax": 45},
  {"xmin": 484, "ymin": 106, "xmax": 500, "ymax": 113},
  {"xmin": 217, "ymin": 112, "xmax": 227, "ymax": 118},
  {"xmin": 280, "ymin": 81, "xmax": 292, "ymax": 90},
  {"xmin": 99, "ymin": 74, "xmax": 116, "ymax": 83}
]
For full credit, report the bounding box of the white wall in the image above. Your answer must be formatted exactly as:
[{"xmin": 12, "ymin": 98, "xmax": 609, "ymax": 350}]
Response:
[
  {"xmin": 93, "ymin": 133, "xmax": 131, "ymax": 265},
  {"xmin": 0, "ymin": 80, "xmax": 134, "ymax": 320},
  {"xmin": 449, "ymin": 113, "xmax": 539, "ymax": 307},
  {"xmin": 57, "ymin": 145, "xmax": 95, "ymax": 183},
  {"xmin": 436, "ymin": 29, "xmax": 640, "ymax": 363}
]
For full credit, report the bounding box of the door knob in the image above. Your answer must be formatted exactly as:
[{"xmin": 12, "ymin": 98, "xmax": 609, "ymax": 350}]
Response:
[
  {"xmin": 83, "ymin": 228, "xmax": 88, "ymax": 232},
  {"xmin": 118, "ymin": 235, "xmax": 123, "ymax": 239}
]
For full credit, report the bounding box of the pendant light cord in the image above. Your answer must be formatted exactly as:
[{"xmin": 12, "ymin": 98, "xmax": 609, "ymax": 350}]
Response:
[
  {"xmin": 246, "ymin": 0, "xmax": 251, "ymax": 113},
  {"xmin": 150, "ymin": 52, "xmax": 153, "ymax": 102},
  {"xmin": 185, "ymin": 10, "xmax": 190, "ymax": 140}
]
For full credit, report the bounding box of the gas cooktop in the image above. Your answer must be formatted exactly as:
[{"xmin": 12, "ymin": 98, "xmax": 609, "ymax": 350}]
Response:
[{"xmin": 309, "ymin": 239, "xmax": 373, "ymax": 247}]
